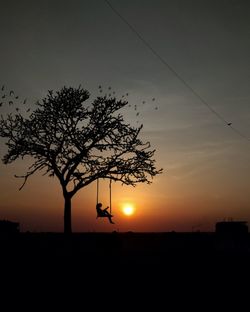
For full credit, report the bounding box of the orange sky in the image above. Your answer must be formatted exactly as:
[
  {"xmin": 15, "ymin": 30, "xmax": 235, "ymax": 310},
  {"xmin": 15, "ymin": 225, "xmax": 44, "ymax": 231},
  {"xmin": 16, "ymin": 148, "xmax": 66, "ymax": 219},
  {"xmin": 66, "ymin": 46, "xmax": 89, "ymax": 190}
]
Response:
[{"xmin": 1, "ymin": 147, "xmax": 250, "ymax": 233}]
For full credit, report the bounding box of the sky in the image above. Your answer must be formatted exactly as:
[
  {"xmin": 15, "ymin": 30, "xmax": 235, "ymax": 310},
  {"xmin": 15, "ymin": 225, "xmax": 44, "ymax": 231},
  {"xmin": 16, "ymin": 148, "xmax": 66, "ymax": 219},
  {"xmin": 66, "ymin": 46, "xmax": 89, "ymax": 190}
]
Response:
[{"xmin": 0, "ymin": 0, "xmax": 250, "ymax": 232}]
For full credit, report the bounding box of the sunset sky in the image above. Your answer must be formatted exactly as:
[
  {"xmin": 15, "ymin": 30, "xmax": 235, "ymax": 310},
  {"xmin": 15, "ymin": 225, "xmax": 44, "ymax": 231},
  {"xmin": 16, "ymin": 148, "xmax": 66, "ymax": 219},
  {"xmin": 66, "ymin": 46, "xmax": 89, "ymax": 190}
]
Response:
[{"xmin": 0, "ymin": 0, "xmax": 250, "ymax": 232}]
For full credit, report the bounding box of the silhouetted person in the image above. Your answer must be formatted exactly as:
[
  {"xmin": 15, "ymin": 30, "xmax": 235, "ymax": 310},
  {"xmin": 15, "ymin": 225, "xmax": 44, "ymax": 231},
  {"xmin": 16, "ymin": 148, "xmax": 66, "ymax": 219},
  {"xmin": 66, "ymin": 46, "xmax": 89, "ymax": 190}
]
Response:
[{"xmin": 96, "ymin": 203, "xmax": 115, "ymax": 224}]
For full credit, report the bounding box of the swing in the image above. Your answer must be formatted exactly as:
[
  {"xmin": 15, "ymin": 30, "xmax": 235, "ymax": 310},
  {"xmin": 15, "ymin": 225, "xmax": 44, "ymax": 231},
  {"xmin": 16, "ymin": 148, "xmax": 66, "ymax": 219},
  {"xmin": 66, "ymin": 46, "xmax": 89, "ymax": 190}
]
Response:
[{"xmin": 96, "ymin": 178, "xmax": 114, "ymax": 220}]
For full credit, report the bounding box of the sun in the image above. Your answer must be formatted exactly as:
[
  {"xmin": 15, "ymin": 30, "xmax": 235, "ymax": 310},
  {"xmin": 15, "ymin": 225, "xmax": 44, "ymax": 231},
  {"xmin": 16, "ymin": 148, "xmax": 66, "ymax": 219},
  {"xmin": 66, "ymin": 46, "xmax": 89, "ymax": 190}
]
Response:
[{"xmin": 122, "ymin": 204, "xmax": 135, "ymax": 216}]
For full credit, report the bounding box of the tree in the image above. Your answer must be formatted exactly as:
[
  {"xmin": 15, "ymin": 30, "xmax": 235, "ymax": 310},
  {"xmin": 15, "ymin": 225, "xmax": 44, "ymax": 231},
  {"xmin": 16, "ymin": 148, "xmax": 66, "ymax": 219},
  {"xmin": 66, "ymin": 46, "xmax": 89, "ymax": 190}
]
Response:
[{"xmin": 0, "ymin": 86, "xmax": 162, "ymax": 234}]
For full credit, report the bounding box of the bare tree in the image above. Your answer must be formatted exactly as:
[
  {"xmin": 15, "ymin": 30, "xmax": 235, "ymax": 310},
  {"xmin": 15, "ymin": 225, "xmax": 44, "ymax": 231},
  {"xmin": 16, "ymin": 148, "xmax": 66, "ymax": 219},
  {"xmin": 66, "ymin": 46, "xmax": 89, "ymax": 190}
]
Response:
[{"xmin": 0, "ymin": 86, "xmax": 162, "ymax": 234}]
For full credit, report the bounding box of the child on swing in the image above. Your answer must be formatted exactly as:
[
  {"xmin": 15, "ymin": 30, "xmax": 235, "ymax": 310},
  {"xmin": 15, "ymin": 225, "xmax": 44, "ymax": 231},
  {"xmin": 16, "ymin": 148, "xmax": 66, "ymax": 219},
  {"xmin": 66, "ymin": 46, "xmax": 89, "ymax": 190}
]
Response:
[{"xmin": 96, "ymin": 203, "xmax": 115, "ymax": 224}]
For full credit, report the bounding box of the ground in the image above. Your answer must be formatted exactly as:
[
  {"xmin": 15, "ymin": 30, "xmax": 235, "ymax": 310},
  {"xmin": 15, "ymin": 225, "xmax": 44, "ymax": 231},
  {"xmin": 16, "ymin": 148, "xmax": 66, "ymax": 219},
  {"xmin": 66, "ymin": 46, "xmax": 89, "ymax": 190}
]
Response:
[{"xmin": 1, "ymin": 232, "xmax": 249, "ymax": 307}]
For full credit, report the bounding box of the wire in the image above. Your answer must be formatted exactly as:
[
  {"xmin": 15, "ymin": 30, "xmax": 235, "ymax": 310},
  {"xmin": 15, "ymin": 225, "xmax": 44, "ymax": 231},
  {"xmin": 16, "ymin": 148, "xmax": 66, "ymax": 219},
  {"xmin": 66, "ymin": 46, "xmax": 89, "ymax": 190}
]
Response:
[{"xmin": 104, "ymin": 0, "xmax": 250, "ymax": 142}]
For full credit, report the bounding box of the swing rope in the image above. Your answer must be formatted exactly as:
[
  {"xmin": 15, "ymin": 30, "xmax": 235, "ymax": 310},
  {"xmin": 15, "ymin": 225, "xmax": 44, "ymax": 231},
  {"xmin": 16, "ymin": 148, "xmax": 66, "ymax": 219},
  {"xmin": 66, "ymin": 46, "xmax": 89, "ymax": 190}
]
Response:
[
  {"xmin": 96, "ymin": 178, "xmax": 99, "ymax": 206},
  {"xmin": 96, "ymin": 178, "xmax": 112, "ymax": 214},
  {"xmin": 109, "ymin": 179, "xmax": 112, "ymax": 215}
]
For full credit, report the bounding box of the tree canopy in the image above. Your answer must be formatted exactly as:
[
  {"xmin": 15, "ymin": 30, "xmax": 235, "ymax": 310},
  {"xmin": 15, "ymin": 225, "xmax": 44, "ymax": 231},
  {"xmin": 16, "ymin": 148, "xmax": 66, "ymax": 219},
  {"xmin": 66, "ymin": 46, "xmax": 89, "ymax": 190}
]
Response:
[{"xmin": 0, "ymin": 86, "xmax": 162, "ymax": 233}]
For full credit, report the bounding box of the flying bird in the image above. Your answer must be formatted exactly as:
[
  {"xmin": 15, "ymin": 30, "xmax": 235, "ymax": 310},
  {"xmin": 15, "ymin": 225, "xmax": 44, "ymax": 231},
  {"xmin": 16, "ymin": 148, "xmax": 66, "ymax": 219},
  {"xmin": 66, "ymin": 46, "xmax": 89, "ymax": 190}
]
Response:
[{"xmin": 227, "ymin": 122, "xmax": 232, "ymax": 126}]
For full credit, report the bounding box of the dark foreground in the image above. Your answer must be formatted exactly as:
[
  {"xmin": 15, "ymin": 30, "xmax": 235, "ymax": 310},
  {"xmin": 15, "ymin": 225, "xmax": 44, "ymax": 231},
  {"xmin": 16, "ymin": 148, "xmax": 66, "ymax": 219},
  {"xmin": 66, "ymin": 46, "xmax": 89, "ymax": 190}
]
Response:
[
  {"xmin": 1, "ymin": 231, "xmax": 249, "ymax": 267},
  {"xmin": 1, "ymin": 232, "xmax": 249, "ymax": 306}
]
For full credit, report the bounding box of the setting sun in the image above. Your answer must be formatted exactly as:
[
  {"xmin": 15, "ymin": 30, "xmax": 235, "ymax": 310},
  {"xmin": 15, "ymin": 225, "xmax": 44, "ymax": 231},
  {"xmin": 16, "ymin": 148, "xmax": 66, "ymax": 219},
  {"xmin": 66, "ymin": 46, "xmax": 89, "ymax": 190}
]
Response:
[{"xmin": 122, "ymin": 204, "xmax": 135, "ymax": 216}]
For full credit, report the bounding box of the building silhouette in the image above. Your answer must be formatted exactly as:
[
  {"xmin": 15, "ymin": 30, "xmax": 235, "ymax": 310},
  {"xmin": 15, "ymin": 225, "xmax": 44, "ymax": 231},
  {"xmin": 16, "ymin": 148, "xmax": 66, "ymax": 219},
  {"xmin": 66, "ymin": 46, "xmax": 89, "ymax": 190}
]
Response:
[
  {"xmin": 0, "ymin": 220, "xmax": 20, "ymax": 234},
  {"xmin": 216, "ymin": 221, "xmax": 248, "ymax": 236}
]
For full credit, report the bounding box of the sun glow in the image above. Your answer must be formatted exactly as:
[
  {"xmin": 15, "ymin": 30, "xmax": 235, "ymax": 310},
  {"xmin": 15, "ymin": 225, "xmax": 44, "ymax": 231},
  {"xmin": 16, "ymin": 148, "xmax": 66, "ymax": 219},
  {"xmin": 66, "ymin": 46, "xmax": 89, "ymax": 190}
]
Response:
[{"xmin": 122, "ymin": 204, "xmax": 135, "ymax": 216}]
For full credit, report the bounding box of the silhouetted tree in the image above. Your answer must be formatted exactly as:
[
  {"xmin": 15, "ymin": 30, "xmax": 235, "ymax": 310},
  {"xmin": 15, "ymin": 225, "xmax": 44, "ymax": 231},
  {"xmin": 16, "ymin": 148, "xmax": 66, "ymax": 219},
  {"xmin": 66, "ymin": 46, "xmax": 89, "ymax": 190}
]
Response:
[{"xmin": 0, "ymin": 86, "xmax": 162, "ymax": 234}]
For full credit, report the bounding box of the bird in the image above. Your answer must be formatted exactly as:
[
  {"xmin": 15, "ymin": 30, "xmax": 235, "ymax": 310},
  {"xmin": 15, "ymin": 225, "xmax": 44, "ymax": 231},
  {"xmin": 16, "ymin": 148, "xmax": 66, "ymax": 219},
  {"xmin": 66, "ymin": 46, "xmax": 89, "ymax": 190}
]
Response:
[
  {"xmin": 23, "ymin": 98, "xmax": 27, "ymax": 104},
  {"xmin": 1, "ymin": 85, "xmax": 4, "ymax": 91},
  {"xmin": 152, "ymin": 98, "xmax": 155, "ymax": 101},
  {"xmin": 2, "ymin": 94, "xmax": 6, "ymax": 99},
  {"xmin": 15, "ymin": 96, "xmax": 19, "ymax": 99},
  {"xmin": 8, "ymin": 101, "xmax": 13, "ymax": 105},
  {"xmin": 9, "ymin": 90, "xmax": 14, "ymax": 96},
  {"xmin": 108, "ymin": 86, "xmax": 111, "ymax": 90},
  {"xmin": 98, "ymin": 85, "xmax": 102, "ymax": 89},
  {"xmin": 227, "ymin": 122, "xmax": 232, "ymax": 126},
  {"xmin": 0, "ymin": 102, "xmax": 2, "ymax": 107},
  {"xmin": 15, "ymin": 107, "xmax": 19, "ymax": 112},
  {"xmin": 26, "ymin": 108, "xmax": 30, "ymax": 112},
  {"xmin": 136, "ymin": 112, "xmax": 140, "ymax": 116},
  {"xmin": 126, "ymin": 93, "xmax": 129, "ymax": 96},
  {"xmin": 142, "ymin": 101, "xmax": 146, "ymax": 104},
  {"xmin": 154, "ymin": 107, "xmax": 158, "ymax": 110}
]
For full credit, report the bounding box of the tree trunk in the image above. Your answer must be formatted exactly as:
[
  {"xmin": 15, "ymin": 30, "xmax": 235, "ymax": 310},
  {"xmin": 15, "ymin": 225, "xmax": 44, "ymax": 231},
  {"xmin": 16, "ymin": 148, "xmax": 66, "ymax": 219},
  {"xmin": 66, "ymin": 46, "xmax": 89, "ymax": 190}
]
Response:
[{"xmin": 64, "ymin": 195, "xmax": 72, "ymax": 234}]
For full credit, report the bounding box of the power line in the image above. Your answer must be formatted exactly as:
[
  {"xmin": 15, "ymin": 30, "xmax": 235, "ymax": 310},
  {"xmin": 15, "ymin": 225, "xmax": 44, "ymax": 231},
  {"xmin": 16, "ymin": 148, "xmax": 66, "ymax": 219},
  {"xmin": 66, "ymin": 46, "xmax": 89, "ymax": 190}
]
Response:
[{"xmin": 104, "ymin": 0, "xmax": 250, "ymax": 142}]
